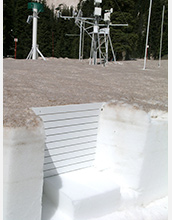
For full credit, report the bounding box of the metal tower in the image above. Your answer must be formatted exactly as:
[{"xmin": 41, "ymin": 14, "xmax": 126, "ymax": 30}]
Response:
[
  {"xmin": 26, "ymin": 2, "xmax": 46, "ymax": 60},
  {"xmin": 57, "ymin": 0, "xmax": 128, "ymax": 65}
]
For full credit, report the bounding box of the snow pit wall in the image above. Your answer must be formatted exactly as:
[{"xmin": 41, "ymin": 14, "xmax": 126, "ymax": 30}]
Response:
[
  {"xmin": 94, "ymin": 102, "xmax": 168, "ymax": 205},
  {"xmin": 3, "ymin": 102, "xmax": 168, "ymax": 220},
  {"xmin": 3, "ymin": 123, "xmax": 45, "ymax": 220}
]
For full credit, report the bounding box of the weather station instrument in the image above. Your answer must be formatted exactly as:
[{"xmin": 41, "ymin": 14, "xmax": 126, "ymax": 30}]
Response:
[
  {"xmin": 26, "ymin": 2, "xmax": 46, "ymax": 60},
  {"xmin": 56, "ymin": 0, "xmax": 128, "ymax": 65}
]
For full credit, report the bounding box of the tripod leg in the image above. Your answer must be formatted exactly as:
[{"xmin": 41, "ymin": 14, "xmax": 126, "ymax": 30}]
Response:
[
  {"xmin": 98, "ymin": 33, "xmax": 102, "ymax": 64},
  {"xmin": 37, "ymin": 47, "xmax": 46, "ymax": 61},
  {"xmin": 89, "ymin": 34, "xmax": 94, "ymax": 65},
  {"xmin": 81, "ymin": 23, "xmax": 85, "ymax": 60},
  {"xmin": 108, "ymin": 35, "xmax": 116, "ymax": 63},
  {"xmin": 26, "ymin": 48, "xmax": 33, "ymax": 60},
  {"xmin": 105, "ymin": 34, "xmax": 108, "ymax": 64}
]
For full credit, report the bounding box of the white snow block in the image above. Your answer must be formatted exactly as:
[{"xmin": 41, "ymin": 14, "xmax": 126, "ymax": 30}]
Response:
[
  {"xmin": 3, "ymin": 124, "xmax": 45, "ymax": 220},
  {"xmin": 44, "ymin": 168, "xmax": 121, "ymax": 220},
  {"xmin": 94, "ymin": 102, "xmax": 168, "ymax": 205}
]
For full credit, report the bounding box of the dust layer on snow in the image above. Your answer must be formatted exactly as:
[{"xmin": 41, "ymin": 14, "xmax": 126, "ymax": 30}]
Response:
[{"xmin": 3, "ymin": 58, "xmax": 168, "ymax": 127}]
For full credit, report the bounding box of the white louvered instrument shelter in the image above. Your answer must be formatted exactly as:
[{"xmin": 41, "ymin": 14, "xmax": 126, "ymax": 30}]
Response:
[{"xmin": 32, "ymin": 102, "xmax": 104, "ymax": 178}]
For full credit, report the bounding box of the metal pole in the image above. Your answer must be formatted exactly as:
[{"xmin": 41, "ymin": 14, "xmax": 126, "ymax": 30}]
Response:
[
  {"xmin": 93, "ymin": 19, "xmax": 98, "ymax": 65},
  {"xmin": 158, "ymin": 5, "xmax": 165, "ymax": 67},
  {"xmin": 143, "ymin": 0, "xmax": 152, "ymax": 70},
  {"xmin": 52, "ymin": 31, "xmax": 54, "ymax": 57},
  {"xmin": 105, "ymin": 34, "xmax": 108, "ymax": 64},
  {"xmin": 98, "ymin": 32, "xmax": 102, "ymax": 64},
  {"xmin": 14, "ymin": 38, "xmax": 18, "ymax": 59},
  {"xmin": 93, "ymin": 34, "xmax": 97, "ymax": 65},
  {"xmin": 89, "ymin": 33, "xmax": 94, "ymax": 65},
  {"xmin": 14, "ymin": 41, "xmax": 17, "ymax": 59},
  {"xmin": 32, "ymin": 8, "xmax": 38, "ymax": 60},
  {"xmin": 81, "ymin": 22, "xmax": 85, "ymax": 59},
  {"xmin": 79, "ymin": 20, "xmax": 83, "ymax": 60}
]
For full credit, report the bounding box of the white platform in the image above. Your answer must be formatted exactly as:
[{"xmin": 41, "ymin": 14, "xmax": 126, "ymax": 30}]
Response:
[{"xmin": 43, "ymin": 167, "xmax": 121, "ymax": 220}]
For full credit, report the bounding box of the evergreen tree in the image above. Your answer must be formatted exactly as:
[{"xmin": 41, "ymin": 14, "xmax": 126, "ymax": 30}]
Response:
[
  {"xmin": 37, "ymin": 1, "xmax": 54, "ymax": 57},
  {"xmin": 135, "ymin": 0, "xmax": 168, "ymax": 59},
  {"xmin": 161, "ymin": 1, "xmax": 168, "ymax": 57},
  {"xmin": 79, "ymin": 0, "xmax": 94, "ymax": 17},
  {"xmin": 103, "ymin": 0, "xmax": 138, "ymax": 60},
  {"xmin": 3, "ymin": 0, "xmax": 15, "ymax": 57},
  {"xmin": 13, "ymin": 0, "xmax": 32, "ymax": 58},
  {"xmin": 80, "ymin": 0, "xmax": 94, "ymax": 59},
  {"xmin": 134, "ymin": 0, "xmax": 150, "ymax": 58},
  {"xmin": 149, "ymin": 0, "xmax": 168, "ymax": 58}
]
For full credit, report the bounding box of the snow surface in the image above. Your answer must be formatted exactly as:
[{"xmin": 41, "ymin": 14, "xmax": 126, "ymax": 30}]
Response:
[
  {"xmin": 88, "ymin": 196, "xmax": 168, "ymax": 220},
  {"xmin": 3, "ymin": 58, "xmax": 168, "ymax": 127},
  {"xmin": 42, "ymin": 195, "xmax": 168, "ymax": 220}
]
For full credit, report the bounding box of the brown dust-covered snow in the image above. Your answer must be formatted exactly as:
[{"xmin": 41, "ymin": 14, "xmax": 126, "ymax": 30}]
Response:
[{"xmin": 3, "ymin": 58, "xmax": 168, "ymax": 127}]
